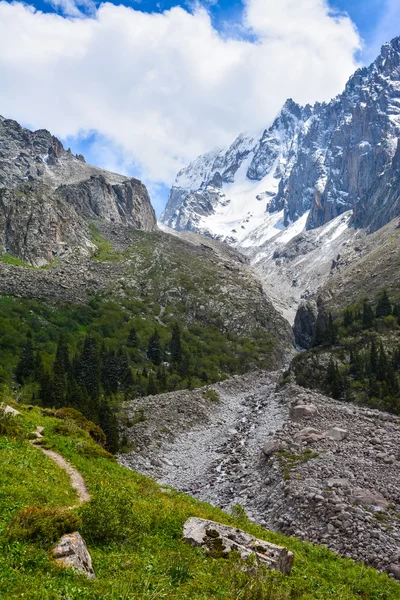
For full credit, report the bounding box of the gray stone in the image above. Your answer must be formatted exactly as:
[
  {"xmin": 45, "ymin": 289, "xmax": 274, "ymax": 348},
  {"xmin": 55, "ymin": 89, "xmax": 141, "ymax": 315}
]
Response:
[
  {"xmin": 183, "ymin": 517, "xmax": 294, "ymax": 575},
  {"xmin": 389, "ymin": 564, "xmax": 400, "ymax": 581},
  {"xmin": 290, "ymin": 404, "xmax": 318, "ymax": 421},
  {"xmin": 324, "ymin": 427, "xmax": 348, "ymax": 441},
  {"xmin": 263, "ymin": 439, "xmax": 280, "ymax": 456},
  {"xmin": 53, "ymin": 532, "xmax": 95, "ymax": 579},
  {"xmin": 350, "ymin": 488, "xmax": 389, "ymax": 511}
]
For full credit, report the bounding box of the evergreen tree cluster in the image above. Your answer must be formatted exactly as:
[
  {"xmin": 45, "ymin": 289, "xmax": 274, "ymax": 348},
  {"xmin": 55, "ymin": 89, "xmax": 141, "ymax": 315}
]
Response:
[
  {"xmin": 312, "ymin": 291, "xmax": 400, "ymax": 414},
  {"xmin": 14, "ymin": 322, "xmax": 202, "ymax": 451}
]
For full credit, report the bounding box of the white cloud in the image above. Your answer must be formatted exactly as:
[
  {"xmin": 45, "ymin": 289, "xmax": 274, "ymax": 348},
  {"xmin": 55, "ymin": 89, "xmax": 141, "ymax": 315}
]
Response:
[{"xmin": 0, "ymin": 0, "xmax": 361, "ymax": 190}]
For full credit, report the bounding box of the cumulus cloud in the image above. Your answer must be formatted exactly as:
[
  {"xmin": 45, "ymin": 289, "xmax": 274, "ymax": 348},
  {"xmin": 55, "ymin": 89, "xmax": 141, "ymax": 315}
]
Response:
[{"xmin": 0, "ymin": 0, "xmax": 361, "ymax": 191}]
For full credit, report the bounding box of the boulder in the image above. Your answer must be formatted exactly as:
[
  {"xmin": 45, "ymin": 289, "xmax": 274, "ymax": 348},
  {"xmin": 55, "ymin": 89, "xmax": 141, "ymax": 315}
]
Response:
[
  {"xmin": 294, "ymin": 427, "xmax": 324, "ymax": 443},
  {"xmin": 350, "ymin": 488, "xmax": 389, "ymax": 511},
  {"xmin": 183, "ymin": 517, "xmax": 294, "ymax": 575},
  {"xmin": 326, "ymin": 478, "xmax": 351, "ymax": 489},
  {"xmin": 53, "ymin": 532, "xmax": 95, "ymax": 579},
  {"xmin": 389, "ymin": 564, "xmax": 400, "ymax": 581},
  {"xmin": 324, "ymin": 427, "xmax": 348, "ymax": 441},
  {"xmin": 3, "ymin": 405, "xmax": 21, "ymax": 416},
  {"xmin": 290, "ymin": 404, "xmax": 318, "ymax": 421},
  {"xmin": 263, "ymin": 439, "xmax": 280, "ymax": 456}
]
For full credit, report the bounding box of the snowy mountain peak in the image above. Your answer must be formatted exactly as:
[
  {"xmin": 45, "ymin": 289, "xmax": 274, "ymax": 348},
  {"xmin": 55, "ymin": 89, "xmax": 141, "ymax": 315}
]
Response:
[{"xmin": 161, "ymin": 36, "xmax": 400, "ymax": 247}]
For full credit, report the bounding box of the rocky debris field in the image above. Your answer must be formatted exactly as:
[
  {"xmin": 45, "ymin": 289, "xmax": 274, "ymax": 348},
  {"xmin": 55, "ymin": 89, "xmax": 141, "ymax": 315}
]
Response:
[{"xmin": 119, "ymin": 372, "xmax": 400, "ymax": 579}]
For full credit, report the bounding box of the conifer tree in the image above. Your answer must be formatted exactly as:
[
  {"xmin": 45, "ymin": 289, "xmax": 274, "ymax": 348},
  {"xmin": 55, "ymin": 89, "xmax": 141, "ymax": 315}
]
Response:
[
  {"xmin": 127, "ymin": 327, "xmax": 138, "ymax": 348},
  {"xmin": 99, "ymin": 400, "xmax": 119, "ymax": 454},
  {"xmin": 375, "ymin": 290, "xmax": 392, "ymax": 318},
  {"xmin": 369, "ymin": 340, "xmax": 378, "ymax": 376},
  {"xmin": 377, "ymin": 343, "xmax": 388, "ymax": 381},
  {"xmin": 362, "ymin": 301, "xmax": 374, "ymax": 328},
  {"xmin": 343, "ymin": 309, "xmax": 354, "ymax": 328},
  {"xmin": 170, "ymin": 323, "xmax": 182, "ymax": 365},
  {"xmin": 147, "ymin": 329, "xmax": 162, "ymax": 365},
  {"xmin": 15, "ymin": 331, "xmax": 35, "ymax": 384}
]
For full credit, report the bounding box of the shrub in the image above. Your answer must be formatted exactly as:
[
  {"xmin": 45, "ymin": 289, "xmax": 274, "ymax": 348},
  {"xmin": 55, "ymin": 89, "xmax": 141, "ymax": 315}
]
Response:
[
  {"xmin": 7, "ymin": 507, "xmax": 81, "ymax": 545},
  {"xmin": 55, "ymin": 407, "xmax": 106, "ymax": 445},
  {"xmin": 80, "ymin": 487, "xmax": 148, "ymax": 544},
  {"xmin": 202, "ymin": 389, "xmax": 220, "ymax": 402},
  {"xmin": 0, "ymin": 405, "xmax": 23, "ymax": 438}
]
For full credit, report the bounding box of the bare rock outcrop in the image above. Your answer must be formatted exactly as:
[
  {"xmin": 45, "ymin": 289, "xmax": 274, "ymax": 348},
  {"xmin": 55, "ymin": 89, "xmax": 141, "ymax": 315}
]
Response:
[
  {"xmin": 0, "ymin": 116, "xmax": 156, "ymax": 265},
  {"xmin": 183, "ymin": 517, "xmax": 294, "ymax": 575}
]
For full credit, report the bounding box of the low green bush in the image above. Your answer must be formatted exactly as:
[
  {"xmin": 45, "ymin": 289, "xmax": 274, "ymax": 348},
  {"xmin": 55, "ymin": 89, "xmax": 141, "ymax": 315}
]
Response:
[
  {"xmin": 0, "ymin": 406, "xmax": 23, "ymax": 438},
  {"xmin": 55, "ymin": 407, "xmax": 106, "ymax": 446},
  {"xmin": 79, "ymin": 487, "xmax": 149, "ymax": 544},
  {"xmin": 7, "ymin": 507, "xmax": 81, "ymax": 545},
  {"xmin": 202, "ymin": 389, "xmax": 220, "ymax": 402}
]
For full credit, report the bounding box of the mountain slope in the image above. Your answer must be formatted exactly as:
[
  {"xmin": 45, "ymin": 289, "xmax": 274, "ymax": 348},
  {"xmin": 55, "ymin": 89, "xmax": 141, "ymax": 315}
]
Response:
[
  {"xmin": 0, "ymin": 116, "xmax": 156, "ymax": 266},
  {"xmin": 161, "ymin": 36, "xmax": 400, "ymax": 246}
]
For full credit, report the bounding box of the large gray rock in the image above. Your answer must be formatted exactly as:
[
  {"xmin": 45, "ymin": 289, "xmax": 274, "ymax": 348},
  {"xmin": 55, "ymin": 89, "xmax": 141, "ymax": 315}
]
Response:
[
  {"xmin": 350, "ymin": 488, "xmax": 389, "ymax": 511},
  {"xmin": 324, "ymin": 427, "xmax": 348, "ymax": 441},
  {"xmin": 389, "ymin": 563, "xmax": 400, "ymax": 581},
  {"xmin": 263, "ymin": 439, "xmax": 280, "ymax": 456},
  {"xmin": 183, "ymin": 517, "xmax": 294, "ymax": 575},
  {"xmin": 290, "ymin": 403, "xmax": 318, "ymax": 421},
  {"xmin": 53, "ymin": 532, "xmax": 95, "ymax": 579}
]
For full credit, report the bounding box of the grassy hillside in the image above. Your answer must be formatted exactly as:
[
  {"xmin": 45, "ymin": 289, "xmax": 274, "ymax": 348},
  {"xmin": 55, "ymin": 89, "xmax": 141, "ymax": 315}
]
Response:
[{"xmin": 1, "ymin": 401, "xmax": 399, "ymax": 599}]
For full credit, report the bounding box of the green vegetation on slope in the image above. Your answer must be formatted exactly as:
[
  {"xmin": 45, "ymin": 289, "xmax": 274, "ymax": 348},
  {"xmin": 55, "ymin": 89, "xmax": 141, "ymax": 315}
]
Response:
[
  {"xmin": 292, "ymin": 290, "xmax": 400, "ymax": 414},
  {"xmin": 1, "ymin": 401, "xmax": 399, "ymax": 599},
  {"xmin": 0, "ymin": 293, "xmax": 274, "ymax": 451}
]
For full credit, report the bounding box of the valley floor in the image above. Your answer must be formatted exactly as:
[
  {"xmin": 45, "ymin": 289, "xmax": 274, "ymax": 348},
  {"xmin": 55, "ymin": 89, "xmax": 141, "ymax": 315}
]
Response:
[{"xmin": 120, "ymin": 371, "xmax": 400, "ymax": 579}]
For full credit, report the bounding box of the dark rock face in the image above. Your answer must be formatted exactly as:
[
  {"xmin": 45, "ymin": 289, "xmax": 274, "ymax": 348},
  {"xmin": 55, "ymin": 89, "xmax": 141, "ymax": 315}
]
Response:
[
  {"xmin": 162, "ymin": 37, "xmax": 400, "ymax": 239},
  {"xmin": 293, "ymin": 299, "xmax": 318, "ymax": 349},
  {"xmin": 0, "ymin": 116, "xmax": 157, "ymax": 265},
  {"xmin": 0, "ymin": 182, "xmax": 92, "ymax": 266}
]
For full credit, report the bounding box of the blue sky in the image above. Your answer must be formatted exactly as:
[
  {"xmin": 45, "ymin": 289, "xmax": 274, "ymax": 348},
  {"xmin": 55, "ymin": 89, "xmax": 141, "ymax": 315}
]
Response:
[{"xmin": 0, "ymin": 0, "xmax": 398, "ymax": 215}]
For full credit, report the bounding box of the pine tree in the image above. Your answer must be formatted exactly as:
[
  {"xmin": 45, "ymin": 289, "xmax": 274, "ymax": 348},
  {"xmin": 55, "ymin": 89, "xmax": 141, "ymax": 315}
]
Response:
[
  {"xmin": 37, "ymin": 359, "xmax": 54, "ymax": 408},
  {"xmin": 127, "ymin": 327, "xmax": 138, "ymax": 348},
  {"xmin": 76, "ymin": 335, "xmax": 101, "ymax": 421},
  {"xmin": 369, "ymin": 340, "xmax": 378, "ymax": 376},
  {"xmin": 52, "ymin": 335, "xmax": 70, "ymax": 408},
  {"xmin": 343, "ymin": 309, "xmax": 353, "ymax": 328},
  {"xmin": 117, "ymin": 350, "xmax": 134, "ymax": 393},
  {"xmin": 170, "ymin": 324, "xmax": 182, "ymax": 365},
  {"xmin": 377, "ymin": 343, "xmax": 388, "ymax": 381},
  {"xmin": 326, "ymin": 358, "xmax": 342, "ymax": 399},
  {"xmin": 392, "ymin": 346, "xmax": 400, "ymax": 371},
  {"xmin": 15, "ymin": 332, "xmax": 35, "ymax": 384},
  {"xmin": 327, "ymin": 313, "xmax": 337, "ymax": 345},
  {"xmin": 349, "ymin": 351, "xmax": 363, "ymax": 380},
  {"xmin": 148, "ymin": 373, "xmax": 158, "ymax": 395},
  {"xmin": 393, "ymin": 303, "xmax": 400, "ymax": 324},
  {"xmin": 362, "ymin": 301, "xmax": 374, "ymax": 328},
  {"xmin": 375, "ymin": 290, "xmax": 392, "ymax": 318},
  {"xmin": 147, "ymin": 329, "xmax": 162, "ymax": 365},
  {"xmin": 99, "ymin": 400, "xmax": 119, "ymax": 454},
  {"xmin": 76, "ymin": 335, "xmax": 101, "ymax": 398}
]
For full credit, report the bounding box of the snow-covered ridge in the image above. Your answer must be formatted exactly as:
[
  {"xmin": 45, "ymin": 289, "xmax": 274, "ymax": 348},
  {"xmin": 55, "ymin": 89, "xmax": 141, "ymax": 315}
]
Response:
[{"xmin": 161, "ymin": 36, "xmax": 400, "ymax": 247}]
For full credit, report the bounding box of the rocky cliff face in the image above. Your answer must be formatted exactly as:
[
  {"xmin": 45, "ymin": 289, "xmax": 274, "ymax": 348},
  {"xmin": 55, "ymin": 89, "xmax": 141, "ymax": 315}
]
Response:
[
  {"xmin": 161, "ymin": 37, "xmax": 400, "ymax": 245},
  {"xmin": 0, "ymin": 116, "xmax": 156, "ymax": 265}
]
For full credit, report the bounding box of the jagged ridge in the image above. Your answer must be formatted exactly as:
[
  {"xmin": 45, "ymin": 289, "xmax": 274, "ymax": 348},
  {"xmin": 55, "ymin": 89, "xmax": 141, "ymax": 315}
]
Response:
[{"xmin": 162, "ymin": 36, "xmax": 400, "ymax": 244}]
